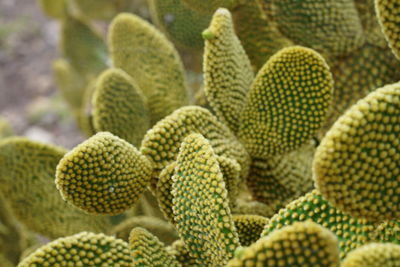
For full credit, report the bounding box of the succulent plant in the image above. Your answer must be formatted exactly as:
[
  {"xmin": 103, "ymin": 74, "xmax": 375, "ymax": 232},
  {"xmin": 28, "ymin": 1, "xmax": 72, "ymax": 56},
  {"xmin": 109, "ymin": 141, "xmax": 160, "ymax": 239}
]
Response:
[{"xmin": 2, "ymin": 0, "xmax": 400, "ymax": 265}]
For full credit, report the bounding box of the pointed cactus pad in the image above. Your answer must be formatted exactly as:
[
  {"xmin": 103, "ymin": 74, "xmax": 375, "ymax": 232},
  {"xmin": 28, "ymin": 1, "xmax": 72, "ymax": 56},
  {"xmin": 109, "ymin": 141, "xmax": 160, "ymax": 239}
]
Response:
[
  {"xmin": 172, "ymin": 133, "xmax": 240, "ymax": 266},
  {"xmin": 18, "ymin": 232, "xmax": 132, "ymax": 266},
  {"xmin": 56, "ymin": 132, "xmax": 153, "ymax": 215},
  {"xmin": 129, "ymin": 227, "xmax": 181, "ymax": 267},
  {"xmin": 239, "ymin": 46, "xmax": 333, "ymax": 158},
  {"xmin": 314, "ymin": 83, "xmax": 400, "ymax": 221},
  {"xmin": 228, "ymin": 221, "xmax": 340, "ymax": 267},
  {"xmin": 92, "ymin": 68, "xmax": 150, "ymax": 148}
]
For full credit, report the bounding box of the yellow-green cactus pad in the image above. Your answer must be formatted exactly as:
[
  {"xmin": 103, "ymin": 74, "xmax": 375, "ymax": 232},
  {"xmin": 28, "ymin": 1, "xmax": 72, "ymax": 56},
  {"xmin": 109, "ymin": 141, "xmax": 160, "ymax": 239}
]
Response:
[
  {"xmin": 69, "ymin": 0, "xmax": 131, "ymax": 20},
  {"xmin": 61, "ymin": 15, "xmax": 107, "ymax": 79},
  {"xmin": 129, "ymin": 227, "xmax": 181, "ymax": 267},
  {"xmin": 166, "ymin": 240, "xmax": 199, "ymax": 267},
  {"xmin": 228, "ymin": 221, "xmax": 340, "ymax": 267},
  {"xmin": 372, "ymin": 221, "xmax": 400, "ymax": 244},
  {"xmin": 232, "ymin": 0, "xmax": 293, "ymax": 70},
  {"xmin": 0, "ymin": 116, "xmax": 13, "ymax": 139},
  {"xmin": 38, "ymin": 0, "xmax": 66, "ymax": 19},
  {"xmin": 148, "ymin": 0, "xmax": 211, "ymax": 50},
  {"xmin": 314, "ymin": 83, "xmax": 400, "ymax": 221},
  {"xmin": 110, "ymin": 216, "xmax": 178, "ymax": 245},
  {"xmin": 232, "ymin": 215, "xmax": 269, "ymax": 246},
  {"xmin": 342, "ymin": 243, "xmax": 400, "ymax": 267},
  {"xmin": 56, "ymin": 132, "xmax": 153, "ymax": 215},
  {"xmin": 203, "ymin": 8, "xmax": 254, "ymax": 132},
  {"xmin": 354, "ymin": 0, "xmax": 387, "ymax": 47},
  {"xmin": 0, "ymin": 137, "xmax": 109, "ymax": 239},
  {"xmin": 157, "ymin": 156, "xmax": 240, "ymax": 224},
  {"xmin": 141, "ymin": 106, "xmax": 250, "ymax": 178},
  {"xmin": 270, "ymin": 0, "xmax": 364, "ymax": 56},
  {"xmin": 109, "ymin": 13, "xmax": 189, "ymax": 124},
  {"xmin": 376, "ymin": 0, "xmax": 400, "ymax": 59},
  {"xmin": 247, "ymin": 142, "xmax": 315, "ymax": 210},
  {"xmin": 182, "ymin": 0, "xmax": 239, "ymax": 14},
  {"xmin": 239, "ymin": 46, "xmax": 333, "ymax": 158},
  {"xmin": 172, "ymin": 133, "xmax": 240, "ymax": 266},
  {"xmin": 233, "ymin": 199, "xmax": 276, "ymax": 218},
  {"xmin": 261, "ymin": 190, "xmax": 376, "ymax": 258},
  {"xmin": 322, "ymin": 44, "xmax": 400, "ymax": 134},
  {"xmin": 18, "ymin": 232, "xmax": 132, "ymax": 266},
  {"xmin": 0, "ymin": 253, "xmax": 14, "ymax": 267},
  {"xmin": 92, "ymin": 68, "xmax": 150, "ymax": 148}
]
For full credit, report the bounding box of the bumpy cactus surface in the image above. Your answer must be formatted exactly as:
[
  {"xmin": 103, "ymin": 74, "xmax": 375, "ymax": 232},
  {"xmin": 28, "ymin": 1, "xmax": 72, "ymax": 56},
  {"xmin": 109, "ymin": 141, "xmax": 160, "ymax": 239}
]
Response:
[{"xmin": 3, "ymin": 0, "xmax": 400, "ymax": 265}]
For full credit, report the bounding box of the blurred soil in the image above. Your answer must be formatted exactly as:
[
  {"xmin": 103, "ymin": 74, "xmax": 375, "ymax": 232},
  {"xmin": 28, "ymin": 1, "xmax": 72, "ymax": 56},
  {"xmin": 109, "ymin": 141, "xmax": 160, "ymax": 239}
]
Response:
[{"xmin": 0, "ymin": 0, "xmax": 83, "ymax": 148}]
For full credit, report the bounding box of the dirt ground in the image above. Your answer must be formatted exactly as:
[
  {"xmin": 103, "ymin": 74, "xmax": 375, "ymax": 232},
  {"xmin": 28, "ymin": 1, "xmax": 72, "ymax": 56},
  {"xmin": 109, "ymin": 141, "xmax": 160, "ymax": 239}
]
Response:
[{"xmin": 0, "ymin": 0, "xmax": 83, "ymax": 148}]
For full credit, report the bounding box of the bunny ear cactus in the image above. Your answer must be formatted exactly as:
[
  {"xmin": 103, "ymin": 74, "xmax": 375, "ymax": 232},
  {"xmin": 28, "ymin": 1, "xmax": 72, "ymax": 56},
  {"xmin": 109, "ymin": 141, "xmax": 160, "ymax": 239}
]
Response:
[
  {"xmin": 314, "ymin": 82, "xmax": 400, "ymax": 221},
  {"xmin": 92, "ymin": 68, "xmax": 150, "ymax": 147},
  {"xmin": 202, "ymin": 8, "xmax": 254, "ymax": 132},
  {"xmin": 376, "ymin": 0, "xmax": 400, "ymax": 60},
  {"xmin": 266, "ymin": 0, "xmax": 364, "ymax": 56},
  {"xmin": 342, "ymin": 243, "xmax": 400, "ymax": 267},
  {"xmin": 147, "ymin": 0, "xmax": 212, "ymax": 50},
  {"xmin": 261, "ymin": 190, "xmax": 376, "ymax": 258},
  {"xmin": 129, "ymin": 227, "xmax": 181, "ymax": 266},
  {"xmin": 232, "ymin": 215, "xmax": 269, "ymax": 246},
  {"xmin": 56, "ymin": 132, "xmax": 153, "ymax": 215},
  {"xmin": 18, "ymin": 232, "xmax": 132, "ymax": 266},
  {"xmin": 172, "ymin": 133, "xmax": 240, "ymax": 266},
  {"xmin": 68, "ymin": 0, "xmax": 132, "ymax": 20},
  {"xmin": 109, "ymin": 13, "xmax": 189, "ymax": 124},
  {"xmin": 0, "ymin": 137, "xmax": 111, "ymax": 239},
  {"xmin": 239, "ymin": 46, "xmax": 333, "ymax": 158},
  {"xmin": 182, "ymin": 0, "xmax": 239, "ymax": 14},
  {"xmin": 38, "ymin": 0, "xmax": 66, "ymax": 19},
  {"xmin": 228, "ymin": 221, "xmax": 341, "ymax": 267}
]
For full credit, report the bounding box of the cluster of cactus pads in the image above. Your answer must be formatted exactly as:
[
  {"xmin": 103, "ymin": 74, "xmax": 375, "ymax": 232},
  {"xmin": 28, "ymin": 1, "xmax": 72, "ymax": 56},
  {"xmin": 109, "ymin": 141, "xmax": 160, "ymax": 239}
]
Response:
[{"xmin": 1, "ymin": 0, "xmax": 400, "ymax": 266}]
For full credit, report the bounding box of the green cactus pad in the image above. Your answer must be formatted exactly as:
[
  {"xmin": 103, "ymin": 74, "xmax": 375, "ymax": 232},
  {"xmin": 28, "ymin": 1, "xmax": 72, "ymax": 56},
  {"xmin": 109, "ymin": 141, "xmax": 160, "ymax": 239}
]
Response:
[
  {"xmin": 148, "ymin": 0, "xmax": 212, "ymax": 50},
  {"xmin": 232, "ymin": 0, "xmax": 293, "ymax": 70},
  {"xmin": 314, "ymin": 83, "xmax": 400, "ymax": 221},
  {"xmin": 372, "ymin": 221, "xmax": 400, "ymax": 244},
  {"xmin": 0, "ymin": 137, "xmax": 109, "ymax": 239},
  {"xmin": 203, "ymin": 8, "xmax": 254, "ymax": 132},
  {"xmin": 270, "ymin": 0, "xmax": 364, "ymax": 56},
  {"xmin": 109, "ymin": 13, "xmax": 189, "ymax": 124},
  {"xmin": 110, "ymin": 216, "xmax": 178, "ymax": 245},
  {"xmin": 18, "ymin": 232, "xmax": 132, "ymax": 266},
  {"xmin": 239, "ymin": 46, "xmax": 333, "ymax": 158},
  {"xmin": 342, "ymin": 243, "xmax": 400, "ymax": 267},
  {"xmin": 156, "ymin": 155, "xmax": 240, "ymax": 224},
  {"xmin": 56, "ymin": 132, "xmax": 153, "ymax": 215},
  {"xmin": 232, "ymin": 215, "xmax": 269, "ymax": 246},
  {"xmin": 141, "ymin": 106, "xmax": 250, "ymax": 178},
  {"xmin": 261, "ymin": 190, "xmax": 376, "ymax": 258},
  {"xmin": 182, "ymin": 0, "xmax": 239, "ymax": 14},
  {"xmin": 228, "ymin": 221, "xmax": 340, "ymax": 267},
  {"xmin": 92, "ymin": 68, "xmax": 150, "ymax": 148},
  {"xmin": 167, "ymin": 240, "xmax": 199, "ymax": 267},
  {"xmin": 60, "ymin": 15, "xmax": 107, "ymax": 79},
  {"xmin": 38, "ymin": 0, "xmax": 66, "ymax": 19},
  {"xmin": 172, "ymin": 133, "xmax": 240, "ymax": 266},
  {"xmin": 321, "ymin": 44, "xmax": 400, "ymax": 134},
  {"xmin": 129, "ymin": 227, "xmax": 181, "ymax": 267},
  {"xmin": 247, "ymin": 142, "xmax": 315, "ymax": 210},
  {"xmin": 376, "ymin": 0, "xmax": 400, "ymax": 59}
]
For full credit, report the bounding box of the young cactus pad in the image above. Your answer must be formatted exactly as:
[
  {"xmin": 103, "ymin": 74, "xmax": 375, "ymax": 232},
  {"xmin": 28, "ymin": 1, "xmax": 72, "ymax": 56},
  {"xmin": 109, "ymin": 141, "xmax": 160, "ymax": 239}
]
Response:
[
  {"xmin": 228, "ymin": 221, "xmax": 340, "ymax": 267},
  {"xmin": 376, "ymin": 0, "xmax": 400, "ymax": 60},
  {"xmin": 18, "ymin": 232, "xmax": 132, "ymax": 266},
  {"xmin": 203, "ymin": 8, "xmax": 254, "ymax": 132},
  {"xmin": 56, "ymin": 132, "xmax": 153, "ymax": 215},
  {"xmin": 342, "ymin": 243, "xmax": 400, "ymax": 267},
  {"xmin": 172, "ymin": 133, "xmax": 240, "ymax": 266},
  {"xmin": 239, "ymin": 46, "xmax": 333, "ymax": 158},
  {"xmin": 314, "ymin": 82, "xmax": 400, "ymax": 221}
]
